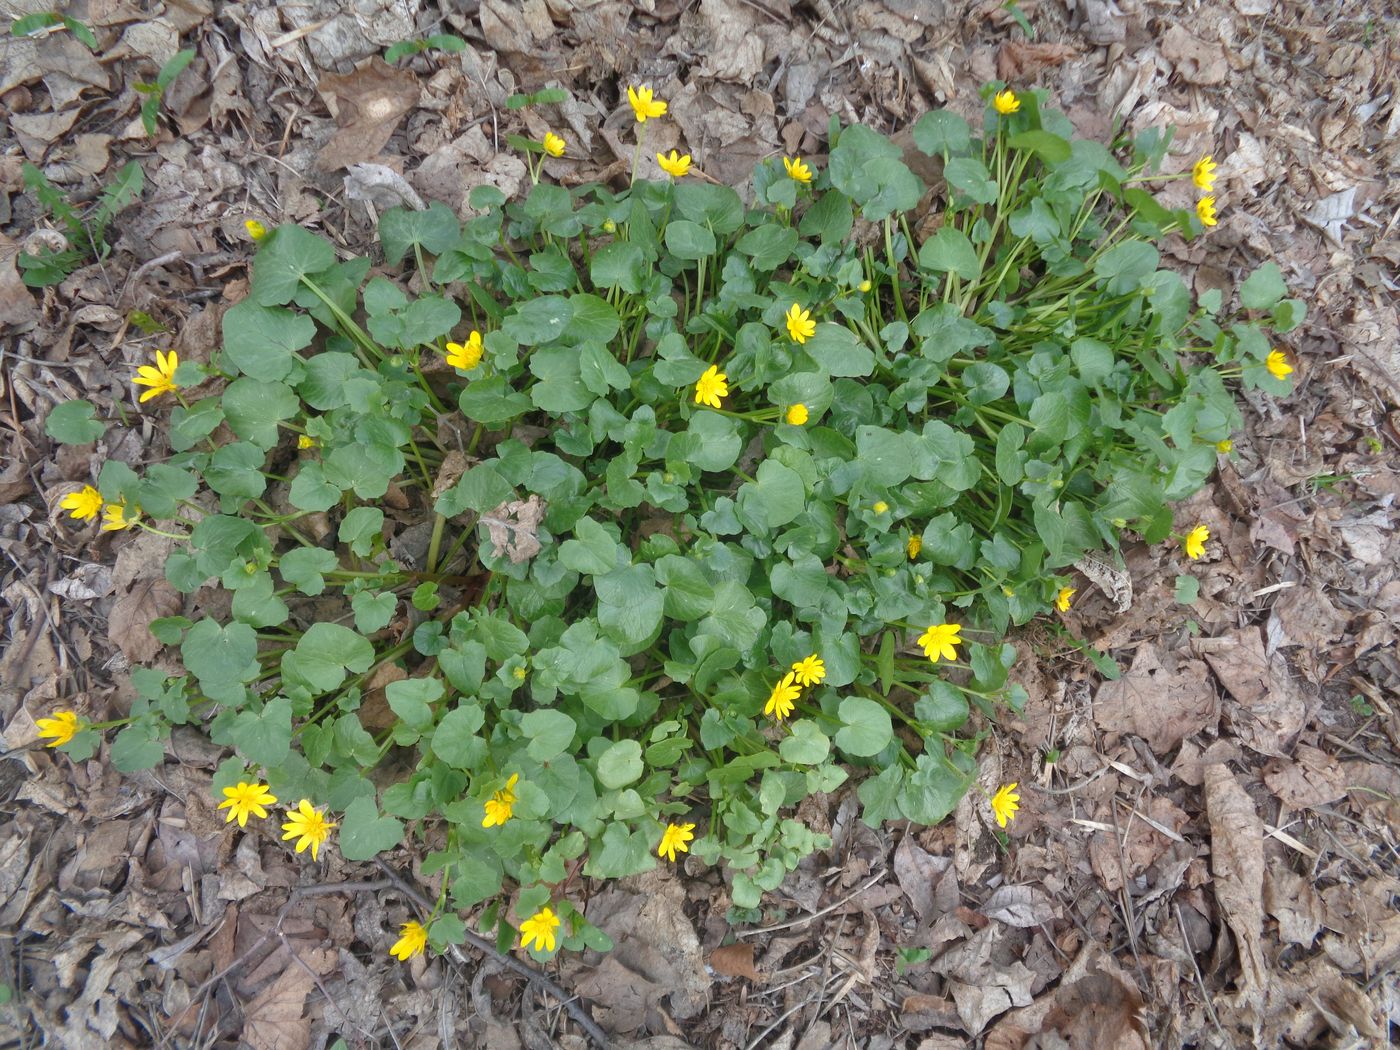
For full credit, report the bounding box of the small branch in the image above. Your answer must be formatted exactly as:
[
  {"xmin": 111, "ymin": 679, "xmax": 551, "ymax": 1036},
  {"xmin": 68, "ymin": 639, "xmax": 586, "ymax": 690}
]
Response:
[{"xmin": 372, "ymin": 858, "xmax": 610, "ymax": 1049}]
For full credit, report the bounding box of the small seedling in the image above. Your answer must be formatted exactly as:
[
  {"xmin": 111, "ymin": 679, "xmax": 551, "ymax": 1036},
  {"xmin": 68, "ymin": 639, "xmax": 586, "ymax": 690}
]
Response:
[
  {"xmin": 10, "ymin": 11, "xmax": 96, "ymax": 48},
  {"xmin": 19, "ymin": 160, "xmax": 144, "ymax": 286},
  {"xmin": 134, "ymin": 48, "xmax": 196, "ymax": 137},
  {"xmin": 384, "ymin": 34, "xmax": 466, "ymax": 62}
]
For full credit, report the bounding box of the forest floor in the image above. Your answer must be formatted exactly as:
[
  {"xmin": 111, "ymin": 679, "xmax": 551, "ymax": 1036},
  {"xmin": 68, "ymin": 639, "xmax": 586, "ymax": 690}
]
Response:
[{"xmin": 1, "ymin": 0, "xmax": 1398, "ymax": 1047}]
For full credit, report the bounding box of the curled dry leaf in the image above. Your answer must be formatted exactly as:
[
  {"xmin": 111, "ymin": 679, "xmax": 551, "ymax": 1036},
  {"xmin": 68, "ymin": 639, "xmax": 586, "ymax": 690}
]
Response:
[
  {"xmin": 482, "ymin": 494, "xmax": 546, "ymax": 565},
  {"xmin": 1203, "ymin": 763, "xmax": 1268, "ymax": 1008},
  {"xmin": 980, "ymin": 884, "xmax": 1058, "ymax": 928},
  {"xmin": 709, "ymin": 941, "xmax": 761, "ymax": 981}
]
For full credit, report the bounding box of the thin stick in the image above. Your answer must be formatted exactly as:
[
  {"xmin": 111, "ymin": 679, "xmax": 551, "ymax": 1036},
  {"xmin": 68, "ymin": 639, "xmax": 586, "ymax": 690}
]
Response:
[
  {"xmin": 733, "ymin": 870, "xmax": 887, "ymax": 938},
  {"xmin": 1175, "ymin": 903, "xmax": 1229, "ymax": 1043},
  {"xmin": 372, "ymin": 858, "xmax": 610, "ymax": 1049}
]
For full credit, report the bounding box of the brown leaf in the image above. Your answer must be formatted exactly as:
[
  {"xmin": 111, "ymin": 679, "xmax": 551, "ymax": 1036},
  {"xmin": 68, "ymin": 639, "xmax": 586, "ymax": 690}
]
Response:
[
  {"xmin": 1263, "ymin": 867, "xmax": 1324, "ymax": 946},
  {"xmin": 314, "ymin": 57, "xmax": 421, "ymax": 172},
  {"xmin": 984, "ymin": 946, "xmax": 1148, "ymax": 1050},
  {"xmin": 1262, "ymin": 745, "xmax": 1347, "ymax": 809},
  {"xmin": 981, "ymin": 884, "xmax": 1058, "ymax": 928},
  {"xmin": 0, "ymin": 233, "xmax": 40, "ymax": 329},
  {"xmin": 1198, "ymin": 629, "xmax": 1305, "ymax": 756},
  {"xmin": 996, "ymin": 41, "xmax": 1077, "ymax": 80},
  {"xmin": 894, "ymin": 834, "xmax": 951, "ymax": 923},
  {"xmin": 108, "ymin": 576, "xmax": 182, "ymax": 663},
  {"xmin": 933, "ymin": 925, "xmax": 1037, "ymax": 1035},
  {"xmin": 1203, "ymin": 764, "xmax": 1268, "ymax": 1007},
  {"xmin": 1093, "ymin": 644, "xmax": 1217, "ymax": 753},
  {"xmin": 1159, "ymin": 25, "xmax": 1228, "ymax": 84},
  {"xmin": 241, "ymin": 962, "xmax": 315, "ymax": 1050},
  {"xmin": 483, "ymin": 494, "xmax": 546, "ymax": 564},
  {"xmin": 709, "ymin": 942, "xmax": 761, "ymax": 981}
]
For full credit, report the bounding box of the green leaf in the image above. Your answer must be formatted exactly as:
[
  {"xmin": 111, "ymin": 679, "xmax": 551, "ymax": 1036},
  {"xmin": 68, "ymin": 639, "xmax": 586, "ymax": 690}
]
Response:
[
  {"xmin": 1094, "ymin": 242, "xmax": 1159, "ymax": 293},
  {"xmin": 856, "ymin": 425, "xmax": 913, "ymax": 487},
  {"xmin": 111, "ymin": 725, "xmax": 164, "ymax": 771},
  {"xmin": 221, "ymin": 378, "xmax": 299, "ymax": 449},
  {"xmin": 899, "ymin": 751, "xmax": 975, "ymax": 824},
  {"xmin": 45, "ymin": 400, "xmax": 105, "ymax": 444},
  {"xmin": 251, "ymin": 225, "xmax": 336, "ymax": 306},
  {"xmin": 279, "ymin": 547, "xmax": 339, "ymax": 596},
  {"xmin": 771, "ymin": 553, "xmax": 831, "ymax": 608},
  {"xmin": 779, "ymin": 720, "xmax": 831, "ymax": 765},
  {"xmin": 169, "ymin": 398, "xmax": 225, "ymax": 452},
  {"xmin": 432, "ymin": 703, "xmax": 485, "ymax": 766},
  {"xmin": 437, "ymin": 463, "xmax": 513, "ymax": 517},
  {"xmin": 282, "ymin": 622, "xmax": 374, "ymax": 693},
  {"xmin": 737, "ymin": 459, "xmax": 806, "ymax": 532},
  {"xmin": 339, "ymin": 797, "xmax": 404, "ymax": 861},
  {"xmin": 914, "ymin": 681, "xmax": 969, "ymax": 733},
  {"xmin": 676, "ymin": 411, "xmax": 741, "ymax": 472},
  {"xmin": 289, "ymin": 462, "xmax": 341, "ymax": 512},
  {"xmin": 228, "ymin": 697, "xmax": 293, "ymax": 766},
  {"xmin": 673, "ymin": 182, "xmax": 744, "ymax": 234},
  {"xmin": 352, "ymin": 590, "xmax": 397, "ymax": 633},
  {"xmin": 590, "ymin": 241, "xmax": 646, "ymax": 293},
  {"xmin": 834, "ymin": 696, "xmax": 893, "ymax": 757},
  {"xmin": 1174, "ymin": 574, "xmax": 1200, "ymax": 605},
  {"xmin": 221, "ymin": 300, "xmax": 315, "ymax": 381},
  {"xmin": 503, "ymin": 294, "xmax": 572, "ymax": 345},
  {"xmin": 944, "ymin": 157, "xmax": 998, "ymax": 204},
  {"xmin": 459, "ymin": 376, "xmax": 533, "ymax": 426},
  {"xmin": 596, "ymin": 564, "xmax": 664, "ymax": 652},
  {"xmin": 802, "ymin": 323, "xmax": 874, "ymax": 378},
  {"xmin": 1007, "ymin": 129, "xmax": 1072, "ymax": 163},
  {"xmin": 596, "ymin": 739, "xmax": 644, "ymax": 789},
  {"xmin": 1240, "ymin": 262, "xmax": 1286, "ymax": 311},
  {"xmin": 912, "ymin": 109, "xmax": 971, "ymax": 156},
  {"xmin": 857, "ymin": 764, "xmax": 904, "ymax": 826},
  {"xmin": 664, "ymin": 220, "xmax": 716, "ymax": 260},
  {"xmin": 521, "ymin": 709, "xmax": 577, "ymax": 762},
  {"xmin": 918, "ymin": 226, "xmax": 979, "ymax": 281},
  {"xmin": 385, "ymin": 677, "xmax": 442, "ymax": 730},
  {"xmin": 1069, "ymin": 337, "xmax": 1114, "ymax": 383},
  {"xmin": 735, "ymin": 224, "xmax": 799, "ymax": 271},
  {"xmin": 558, "ymin": 516, "xmax": 622, "ymax": 575},
  {"xmin": 380, "ymin": 201, "xmax": 460, "ymax": 264}
]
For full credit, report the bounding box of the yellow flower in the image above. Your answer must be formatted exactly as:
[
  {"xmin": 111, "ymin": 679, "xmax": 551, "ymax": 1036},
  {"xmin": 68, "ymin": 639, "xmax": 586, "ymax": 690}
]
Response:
[
  {"xmin": 1055, "ymin": 586, "xmax": 1075, "ymax": 612},
  {"xmin": 785, "ymin": 303, "xmax": 816, "ymax": 344},
  {"xmin": 791, "ymin": 654, "xmax": 826, "ymax": 688},
  {"xmin": 543, "ymin": 132, "xmax": 566, "ymax": 157},
  {"xmin": 60, "ymin": 485, "xmax": 103, "ymax": 523},
  {"xmin": 782, "ymin": 156, "xmax": 813, "ymax": 183},
  {"xmin": 133, "ymin": 349, "xmax": 179, "ymax": 403},
  {"xmin": 873, "ymin": 501, "xmax": 889, "ymax": 514},
  {"xmin": 1266, "ymin": 349, "xmax": 1293, "ymax": 379},
  {"xmin": 100, "ymin": 501, "xmax": 138, "ymax": 532},
  {"xmin": 858, "ymin": 279, "xmax": 872, "ymax": 293},
  {"xmin": 446, "ymin": 331, "xmax": 483, "ymax": 371},
  {"xmin": 602, "ymin": 218, "xmax": 617, "ymax": 234},
  {"xmin": 1196, "ymin": 196, "xmax": 1218, "ymax": 228},
  {"xmin": 390, "ymin": 920, "xmax": 428, "ymax": 961},
  {"xmin": 694, "ymin": 364, "xmax": 728, "ymax": 409},
  {"xmin": 917, "ymin": 622, "xmax": 962, "ymax": 664},
  {"xmin": 218, "ymin": 781, "xmax": 278, "ymax": 828},
  {"xmin": 482, "ymin": 773, "xmax": 519, "ymax": 828},
  {"xmin": 1183, "ymin": 524, "xmax": 1209, "ymax": 560},
  {"xmin": 764, "ymin": 671, "xmax": 801, "ymax": 721},
  {"xmin": 658, "ymin": 822, "xmax": 695, "ymax": 862},
  {"xmin": 993, "ymin": 89, "xmax": 1020, "ymax": 115},
  {"xmin": 512, "ymin": 665, "xmax": 527, "ymax": 682},
  {"xmin": 907, "ymin": 534, "xmax": 922, "ymax": 559},
  {"xmin": 281, "ymin": 799, "xmax": 337, "ymax": 861},
  {"xmin": 627, "ymin": 84, "xmax": 667, "ymax": 123},
  {"xmin": 35, "ymin": 710, "xmax": 80, "ymax": 748},
  {"xmin": 785, "ymin": 403, "xmax": 809, "ymax": 426},
  {"xmin": 1216, "ymin": 438, "xmax": 1233, "ymax": 453},
  {"xmin": 989, "ymin": 783, "xmax": 1020, "ymax": 828},
  {"xmin": 298, "ymin": 434, "xmax": 319, "ymax": 450},
  {"xmin": 656, "ymin": 150, "xmax": 691, "ymax": 178},
  {"xmin": 520, "ymin": 906, "xmax": 561, "ymax": 953},
  {"xmin": 245, "ymin": 219, "xmax": 268, "ymax": 241},
  {"xmin": 1192, "ymin": 155, "xmax": 1217, "ymax": 192}
]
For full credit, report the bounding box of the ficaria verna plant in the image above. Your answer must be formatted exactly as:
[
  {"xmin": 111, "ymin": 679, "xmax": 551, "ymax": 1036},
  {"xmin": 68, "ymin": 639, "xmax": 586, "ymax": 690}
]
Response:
[{"xmin": 42, "ymin": 84, "xmax": 1300, "ymax": 961}]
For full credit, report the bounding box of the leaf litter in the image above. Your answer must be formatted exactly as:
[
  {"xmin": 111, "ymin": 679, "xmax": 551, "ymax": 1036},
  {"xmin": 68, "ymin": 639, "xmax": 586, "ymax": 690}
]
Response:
[{"xmin": 3, "ymin": 0, "xmax": 1400, "ymax": 1046}]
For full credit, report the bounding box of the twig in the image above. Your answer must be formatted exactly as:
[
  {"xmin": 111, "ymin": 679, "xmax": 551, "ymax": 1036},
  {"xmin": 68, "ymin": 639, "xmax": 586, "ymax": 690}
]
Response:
[
  {"xmin": 372, "ymin": 858, "xmax": 610, "ymax": 1049},
  {"xmin": 733, "ymin": 870, "xmax": 887, "ymax": 938}
]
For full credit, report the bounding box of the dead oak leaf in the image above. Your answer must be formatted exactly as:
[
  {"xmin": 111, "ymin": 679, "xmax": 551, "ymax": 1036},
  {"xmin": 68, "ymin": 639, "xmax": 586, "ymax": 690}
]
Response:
[
  {"xmin": 1203, "ymin": 764, "xmax": 1267, "ymax": 1009},
  {"xmin": 314, "ymin": 57, "xmax": 420, "ymax": 172},
  {"xmin": 109, "ymin": 575, "xmax": 182, "ymax": 663},
  {"xmin": 1262, "ymin": 745, "xmax": 1347, "ymax": 809},
  {"xmin": 482, "ymin": 494, "xmax": 546, "ymax": 564}
]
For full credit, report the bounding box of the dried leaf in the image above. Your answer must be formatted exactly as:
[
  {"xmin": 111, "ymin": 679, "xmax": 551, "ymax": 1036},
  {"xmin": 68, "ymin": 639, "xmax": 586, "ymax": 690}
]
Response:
[
  {"xmin": 981, "ymin": 884, "xmax": 1058, "ymax": 928},
  {"xmin": 241, "ymin": 962, "xmax": 315, "ymax": 1050},
  {"xmin": 1199, "ymin": 629, "xmax": 1305, "ymax": 757},
  {"xmin": 1093, "ymin": 645, "xmax": 1217, "ymax": 753},
  {"xmin": 108, "ymin": 576, "xmax": 182, "ymax": 663},
  {"xmin": 1262, "ymin": 745, "xmax": 1347, "ymax": 809},
  {"xmin": 314, "ymin": 57, "xmax": 421, "ymax": 172},
  {"xmin": 483, "ymin": 495, "xmax": 546, "ymax": 564},
  {"xmin": 894, "ymin": 834, "xmax": 951, "ymax": 923},
  {"xmin": 1203, "ymin": 764, "xmax": 1267, "ymax": 1007},
  {"xmin": 709, "ymin": 942, "xmax": 761, "ymax": 981},
  {"xmin": 1159, "ymin": 26, "xmax": 1228, "ymax": 84}
]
